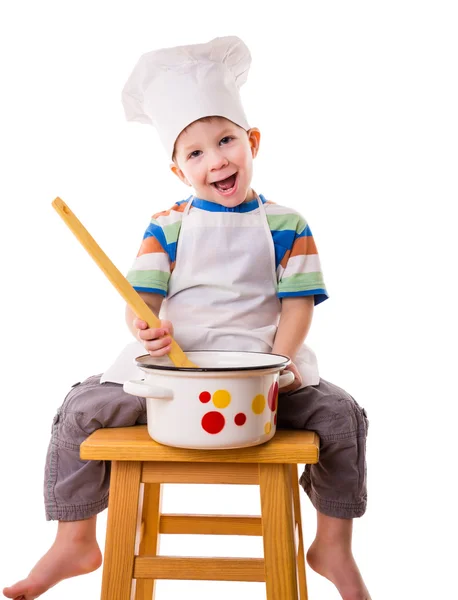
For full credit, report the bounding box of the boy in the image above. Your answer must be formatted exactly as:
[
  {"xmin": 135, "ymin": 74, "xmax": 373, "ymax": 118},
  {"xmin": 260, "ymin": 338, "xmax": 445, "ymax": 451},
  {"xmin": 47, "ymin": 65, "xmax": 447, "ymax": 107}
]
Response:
[{"xmin": 3, "ymin": 36, "xmax": 370, "ymax": 600}]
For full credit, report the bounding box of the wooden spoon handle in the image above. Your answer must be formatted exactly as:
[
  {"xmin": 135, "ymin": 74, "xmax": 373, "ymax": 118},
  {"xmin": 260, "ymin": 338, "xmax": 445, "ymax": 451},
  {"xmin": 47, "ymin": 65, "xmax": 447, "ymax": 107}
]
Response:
[{"xmin": 52, "ymin": 197, "xmax": 196, "ymax": 368}]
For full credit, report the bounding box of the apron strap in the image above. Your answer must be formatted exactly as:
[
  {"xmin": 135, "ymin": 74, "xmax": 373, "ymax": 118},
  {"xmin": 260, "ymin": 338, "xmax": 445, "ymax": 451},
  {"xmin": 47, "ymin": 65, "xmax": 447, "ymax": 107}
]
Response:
[
  {"xmin": 183, "ymin": 195, "xmax": 195, "ymax": 216},
  {"xmin": 254, "ymin": 191, "xmax": 278, "ymax": 290}
]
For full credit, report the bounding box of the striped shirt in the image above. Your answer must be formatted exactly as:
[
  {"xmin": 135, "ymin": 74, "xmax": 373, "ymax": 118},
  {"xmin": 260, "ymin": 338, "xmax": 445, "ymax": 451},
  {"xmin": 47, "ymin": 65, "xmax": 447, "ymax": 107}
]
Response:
[{"xmin": 126, "ymin": 194, "xmax": 328, "ymax": 305}]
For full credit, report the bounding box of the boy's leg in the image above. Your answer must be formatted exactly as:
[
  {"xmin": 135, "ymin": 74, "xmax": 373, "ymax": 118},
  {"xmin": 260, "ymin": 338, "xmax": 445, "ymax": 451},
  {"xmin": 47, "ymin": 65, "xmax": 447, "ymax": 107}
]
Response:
[
  {"xmin": 3, "ymin": 374, "xmax": 147, "ymax": 600},
  {"xmin": 3, "ymin": 517, "xmax": 101, "ymax": 600},
  {"xmin": 277, "ymin": 378, "xmax": 371, "ymax": 600},
  {"xmin": 44, "ymin": 374, "xmax": 146, "ymax": 521}
]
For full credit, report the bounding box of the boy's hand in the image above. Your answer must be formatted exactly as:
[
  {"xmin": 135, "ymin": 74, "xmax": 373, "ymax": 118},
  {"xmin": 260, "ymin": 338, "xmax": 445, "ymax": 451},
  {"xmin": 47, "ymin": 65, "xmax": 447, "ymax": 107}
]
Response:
[
  {"xmin": 134, "ymin": 318, "xmax": 174, "ymax": 357},
  {"xmin": 281, "ymin": 362, "xmax": 302, "ymax": 394}
]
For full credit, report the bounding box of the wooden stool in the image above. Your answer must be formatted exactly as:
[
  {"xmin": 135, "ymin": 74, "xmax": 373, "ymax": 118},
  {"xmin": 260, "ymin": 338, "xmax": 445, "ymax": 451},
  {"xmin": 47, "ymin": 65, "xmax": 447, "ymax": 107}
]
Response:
[{"xmin": 81, "ymin": 425, "xmax": 319, "ymax": 600}]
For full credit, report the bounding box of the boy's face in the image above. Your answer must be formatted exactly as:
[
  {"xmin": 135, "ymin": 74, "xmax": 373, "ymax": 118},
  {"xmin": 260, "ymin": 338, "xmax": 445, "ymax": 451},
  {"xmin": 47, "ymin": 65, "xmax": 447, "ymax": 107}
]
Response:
[{"xmin": 171, "ymin": 117, "xmax": 260, "ymax": 207}]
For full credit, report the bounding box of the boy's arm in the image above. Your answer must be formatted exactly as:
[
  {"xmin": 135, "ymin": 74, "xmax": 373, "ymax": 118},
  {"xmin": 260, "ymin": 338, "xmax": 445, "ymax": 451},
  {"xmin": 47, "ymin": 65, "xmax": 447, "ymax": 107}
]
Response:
[
  {"xmin": 272, "ymin": 296, "xmax": 314, "ymax": 392},
  {"xmin": 272, "ymin": 296, "xmax": 314, "ymax": 360},
  {"xmin": 125, "ymin": 292, "xmax": 164, "ymax": 338}
]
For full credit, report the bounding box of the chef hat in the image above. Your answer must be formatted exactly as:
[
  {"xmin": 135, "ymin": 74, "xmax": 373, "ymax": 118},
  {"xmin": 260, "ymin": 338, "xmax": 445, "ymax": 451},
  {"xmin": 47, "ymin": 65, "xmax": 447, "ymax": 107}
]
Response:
[{"xmin": 121, "ymin": 36, "xmax": 251, "ymax": 158}]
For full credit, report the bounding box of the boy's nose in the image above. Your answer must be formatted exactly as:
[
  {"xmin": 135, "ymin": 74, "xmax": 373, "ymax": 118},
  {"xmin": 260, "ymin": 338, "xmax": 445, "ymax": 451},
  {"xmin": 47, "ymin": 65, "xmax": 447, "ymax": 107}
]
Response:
[{"xmin": 208, "ymin": 151, "xmax": 229, "ymax": 171}]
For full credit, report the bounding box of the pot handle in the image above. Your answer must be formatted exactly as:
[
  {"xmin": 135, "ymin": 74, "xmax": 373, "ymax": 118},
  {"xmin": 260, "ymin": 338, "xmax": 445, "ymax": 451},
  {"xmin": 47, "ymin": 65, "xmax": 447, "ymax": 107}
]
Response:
[
  {"xmin": 278, "ymin": 370, "xmax": 295, "ymax": 388},
  {"xmin": 123, "ymin": 379, "xmax": 174, "ymax": 400}
]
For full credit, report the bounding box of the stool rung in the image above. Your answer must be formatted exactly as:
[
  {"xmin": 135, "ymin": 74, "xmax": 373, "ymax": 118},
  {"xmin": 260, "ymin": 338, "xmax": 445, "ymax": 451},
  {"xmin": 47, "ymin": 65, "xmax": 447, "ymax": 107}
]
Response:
[
  {"xmin": 133, "ymin": 556, "xmax": 266, "ymax": 582},
  {"xmin": 142, "ymin": 461, "xmax": 259, "ymax": 484},
  {"xmin": 159, "ymin": 514, "xmax": 262, "ymax": 536}
]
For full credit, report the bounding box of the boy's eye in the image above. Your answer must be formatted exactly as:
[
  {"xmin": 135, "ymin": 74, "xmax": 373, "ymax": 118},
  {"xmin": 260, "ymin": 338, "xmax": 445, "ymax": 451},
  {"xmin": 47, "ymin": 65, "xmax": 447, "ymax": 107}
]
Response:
[
  {"xmin": 188, "ymin": 150, "xmax": 202, "ymax": 159},
  {"xmin": 220, "ymin": 136, "xmax": 233, "ymax": 145}
]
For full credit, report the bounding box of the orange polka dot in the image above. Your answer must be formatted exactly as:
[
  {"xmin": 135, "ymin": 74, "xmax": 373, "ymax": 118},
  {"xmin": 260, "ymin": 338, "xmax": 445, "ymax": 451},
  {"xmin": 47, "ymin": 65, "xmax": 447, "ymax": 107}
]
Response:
[
  {"xmin": 264, "ymin": 422, "xmax": 272, "ymax": 435},
  {"xmin": 212, "ymin": 390, "xmax": 231, "ymax": 409},
  {"xmin": 252, "ymin": 394, "xmax": 266, "ymax": 415}
]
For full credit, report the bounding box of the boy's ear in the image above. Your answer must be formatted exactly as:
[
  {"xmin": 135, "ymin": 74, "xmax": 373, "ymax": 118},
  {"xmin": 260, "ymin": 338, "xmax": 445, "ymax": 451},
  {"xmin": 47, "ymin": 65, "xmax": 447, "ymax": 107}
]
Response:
[
  {"xmin": 247, "ymin": 128, "xmax": 261, "ymax": 158},
  {"xmin": 170, "ymin": 163, "xmax": 191, "ymax": 186}
]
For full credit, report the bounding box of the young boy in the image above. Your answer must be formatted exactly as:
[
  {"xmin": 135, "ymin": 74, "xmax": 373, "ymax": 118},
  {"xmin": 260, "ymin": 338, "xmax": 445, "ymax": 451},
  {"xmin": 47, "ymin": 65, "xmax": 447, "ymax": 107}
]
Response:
[{"xmin": 3, "ymin": 36, "xmax": 370, "ymax": 600}]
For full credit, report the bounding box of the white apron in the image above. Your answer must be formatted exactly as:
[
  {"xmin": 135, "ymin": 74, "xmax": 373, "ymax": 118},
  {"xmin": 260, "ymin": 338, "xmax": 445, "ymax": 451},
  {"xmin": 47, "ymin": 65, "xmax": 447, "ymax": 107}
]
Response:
[{"xmin": 101, "ymin": 194, "xmax": 320, "ymax": 387}]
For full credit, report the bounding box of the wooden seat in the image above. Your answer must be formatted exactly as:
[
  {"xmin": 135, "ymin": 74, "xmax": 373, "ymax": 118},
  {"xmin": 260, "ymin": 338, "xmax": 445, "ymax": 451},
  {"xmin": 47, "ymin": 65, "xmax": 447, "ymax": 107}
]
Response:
[{"xmin": 81, "ymin": 425, "xmax": 320, "ymax": 600}]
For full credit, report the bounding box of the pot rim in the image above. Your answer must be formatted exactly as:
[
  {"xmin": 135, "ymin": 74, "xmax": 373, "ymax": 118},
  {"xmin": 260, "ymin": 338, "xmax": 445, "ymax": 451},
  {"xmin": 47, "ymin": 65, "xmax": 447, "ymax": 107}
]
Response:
[{"xmin": 135, "ymin": 350, "xmax": 291, "ymax": 373}]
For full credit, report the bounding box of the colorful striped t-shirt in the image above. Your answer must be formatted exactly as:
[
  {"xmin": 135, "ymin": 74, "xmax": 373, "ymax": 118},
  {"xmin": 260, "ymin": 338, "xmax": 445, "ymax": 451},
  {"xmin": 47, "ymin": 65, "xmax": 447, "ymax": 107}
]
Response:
[{"xmin": 126, "ymin": 194, "xmax": 328, "ymax": 304}]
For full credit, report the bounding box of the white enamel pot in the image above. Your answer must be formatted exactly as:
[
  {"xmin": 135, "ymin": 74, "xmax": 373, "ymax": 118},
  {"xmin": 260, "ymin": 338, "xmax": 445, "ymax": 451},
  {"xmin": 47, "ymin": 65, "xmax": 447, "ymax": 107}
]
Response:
[{"xmin": 123, "ymin": 351, "xmax": 294, "ymax": 449}]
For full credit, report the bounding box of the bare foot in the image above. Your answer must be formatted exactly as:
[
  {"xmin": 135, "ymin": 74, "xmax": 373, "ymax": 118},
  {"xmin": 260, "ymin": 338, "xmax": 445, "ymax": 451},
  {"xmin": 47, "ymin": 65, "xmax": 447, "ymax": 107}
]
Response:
[
  {"xmin": 307, "ymin": 539, "xmax": 371, "ymax": 600},
  {"xmin": 3, "ymin": 520, "xmax": 102, "ymax": 600}
]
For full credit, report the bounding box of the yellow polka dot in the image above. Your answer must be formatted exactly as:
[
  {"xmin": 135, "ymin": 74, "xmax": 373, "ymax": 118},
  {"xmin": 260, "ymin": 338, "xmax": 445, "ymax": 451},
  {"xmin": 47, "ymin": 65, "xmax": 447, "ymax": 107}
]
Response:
[
  {"xmin": 251, "ymin": 394, "xmax": 266, "ymax": 415},
  {"xmin": 212, "ymin": 389, "xmax": 231, "ymax": 409},
  {"xmin": 264, "ymin": 422, "xmax": 272, "ymax": 435}
]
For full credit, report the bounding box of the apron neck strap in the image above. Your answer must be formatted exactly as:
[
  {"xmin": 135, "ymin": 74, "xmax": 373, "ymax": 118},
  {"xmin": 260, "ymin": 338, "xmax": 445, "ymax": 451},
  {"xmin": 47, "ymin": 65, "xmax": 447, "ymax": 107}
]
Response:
[
  {"xmin": 183, "ymin": 191, "xmax": 264, "ymax": 216},
  {"xmin": 253, "ymin": 190, "xmax": 267, "ymax": 215},
  {"xmin": 183, "ymin": 195, "xmax": 195, "ymax": 216}
]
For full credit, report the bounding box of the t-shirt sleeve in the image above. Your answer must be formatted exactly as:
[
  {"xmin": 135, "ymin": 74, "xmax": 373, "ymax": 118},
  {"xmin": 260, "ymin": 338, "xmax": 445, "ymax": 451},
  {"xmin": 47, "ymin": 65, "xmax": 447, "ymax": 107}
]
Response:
[
  {"xmin": 126, "ymin": 203, "xmax": 185, "ymax": 296},
  {"xmin": 270, "ymin": 209, "xmax": 329, "ymax": 305}
]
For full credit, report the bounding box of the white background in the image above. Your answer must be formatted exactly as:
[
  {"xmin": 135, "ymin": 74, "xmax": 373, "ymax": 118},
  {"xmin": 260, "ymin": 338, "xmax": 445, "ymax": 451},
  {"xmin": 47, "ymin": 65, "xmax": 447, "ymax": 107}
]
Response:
[{"xmin": 0, "ymin": 1, "xmax": 457, "ymax": 598}]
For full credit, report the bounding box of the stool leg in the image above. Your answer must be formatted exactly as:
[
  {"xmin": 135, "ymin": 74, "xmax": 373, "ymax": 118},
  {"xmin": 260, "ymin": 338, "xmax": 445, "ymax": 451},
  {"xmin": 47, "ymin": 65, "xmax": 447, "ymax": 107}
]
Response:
[
  {"xmin": 292, "ymin": 465, "xmax": 308, "ymax": 600},
  {"xmin": 101, "ymin": 461, "xmax": 142, "ymax": 600},
  {"xmin": 135, "ymin": 483, "xmax": 162, "ymax": 600},
  {"xmin": 259, "ymin": 463, "xmax": 299, "ymax": 600}
]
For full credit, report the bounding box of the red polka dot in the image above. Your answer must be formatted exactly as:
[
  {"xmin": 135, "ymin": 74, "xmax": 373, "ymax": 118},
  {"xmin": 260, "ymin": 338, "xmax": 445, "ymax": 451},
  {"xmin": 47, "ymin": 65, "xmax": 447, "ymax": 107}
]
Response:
[
  {"xmin": 199, "ymin": 391, "xmax": 211, "ymax": 403},
  {"xmin": 274, "ymin": 413, "xmax": 277, "ymax": 425},
  {"xmin": 268, "ymin": 381, "xmax": 279, "ymax": 411},
  {"xmin": 234, "ymin": 413, "xmax": 247, "ymax": 426},
  {"xmin": 201, "ymin": 411, "xmax": 225, "ymax": 434}
]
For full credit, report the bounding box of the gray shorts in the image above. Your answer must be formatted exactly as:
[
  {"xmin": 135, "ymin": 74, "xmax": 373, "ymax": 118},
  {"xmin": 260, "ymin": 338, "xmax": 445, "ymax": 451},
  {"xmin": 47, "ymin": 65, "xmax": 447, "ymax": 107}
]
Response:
[{"xmin": 45, "ymin": 375, "xmax": 369, "ymax": 521}]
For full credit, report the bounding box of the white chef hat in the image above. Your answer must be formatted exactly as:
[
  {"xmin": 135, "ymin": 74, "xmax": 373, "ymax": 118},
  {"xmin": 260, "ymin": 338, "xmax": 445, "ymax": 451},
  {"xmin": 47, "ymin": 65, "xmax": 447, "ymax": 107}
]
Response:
[{"xmin": 121, "ymin": 36, "xmax": 251, "ymax": 158}]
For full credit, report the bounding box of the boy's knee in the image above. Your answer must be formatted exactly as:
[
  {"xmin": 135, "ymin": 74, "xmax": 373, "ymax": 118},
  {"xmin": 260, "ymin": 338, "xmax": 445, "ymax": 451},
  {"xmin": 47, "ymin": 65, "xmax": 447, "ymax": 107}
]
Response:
[
  {"xmin": 333, "ymin": 395, "xmax": 367, "ymax": 437},
  {"xmin": 55, "ymin": 375, "xmax": 145, "ymax": 436},
  {"xmin": 311, "ymin": 388, "xmax": 368, "ymax": 442},
  {"xmin": 79, "ymin": 393, "xmax": 145, "ymax": 433}
]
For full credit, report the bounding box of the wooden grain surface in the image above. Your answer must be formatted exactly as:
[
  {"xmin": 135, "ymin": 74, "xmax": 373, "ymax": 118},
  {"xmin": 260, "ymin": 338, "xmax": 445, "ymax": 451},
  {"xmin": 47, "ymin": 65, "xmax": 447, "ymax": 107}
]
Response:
[
  {"xmin": 81, "ymin": 426, "xmax": 320, "ymax": 464},
  {"xmin": 159, "ymin": 514, "xmax": 262, "ymax": 536},
  {"xmin": 133, "ymin": 556, "xmax": 266, "ymax": 582},
  {"xmin": 135, "ymin": 483, "xmax": 162, "ymax": 599},
  {"xmin": 142, "ymin": 461, "xmax": 259, "ymax": 484},
  {"xmin": 259, "ymin": 463, "xmax": 299, "ymax": 599},
  {"xmin": 292, "ymin": 464, "xmax": 308, "ymax": 599},
  {"xmin": 101, "ymin": 461, "xmax": 141, "ymax": 599}
]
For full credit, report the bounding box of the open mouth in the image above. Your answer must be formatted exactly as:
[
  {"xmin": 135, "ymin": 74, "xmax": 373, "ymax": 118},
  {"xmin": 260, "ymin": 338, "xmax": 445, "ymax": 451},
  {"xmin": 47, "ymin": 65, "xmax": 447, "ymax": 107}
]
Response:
[{"xmin": 211, "ymin": 173, "xmax": 238, "ymax": 195}]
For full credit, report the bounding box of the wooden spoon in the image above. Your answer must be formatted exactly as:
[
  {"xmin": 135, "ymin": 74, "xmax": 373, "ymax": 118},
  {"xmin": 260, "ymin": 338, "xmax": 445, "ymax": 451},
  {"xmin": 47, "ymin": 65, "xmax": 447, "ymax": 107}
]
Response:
[{"xmin": 52, "ymin": 197, "xmax": 197, "ymax": 368}]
